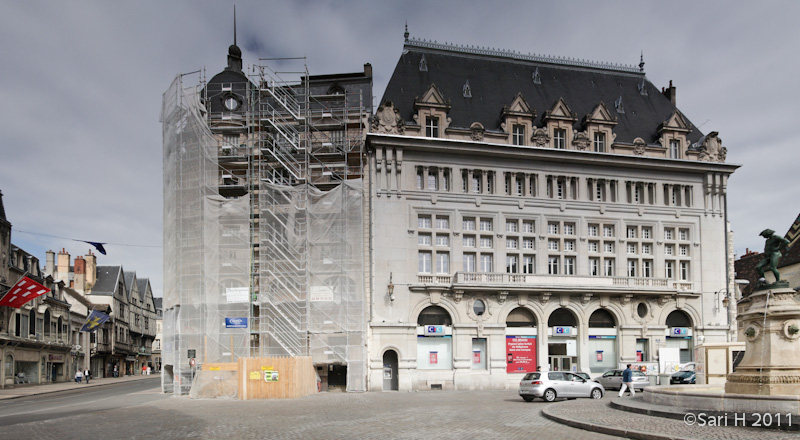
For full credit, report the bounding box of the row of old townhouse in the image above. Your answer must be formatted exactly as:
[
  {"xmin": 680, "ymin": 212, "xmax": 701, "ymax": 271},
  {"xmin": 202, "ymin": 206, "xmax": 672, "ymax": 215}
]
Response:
[{"xmin": 0, "ymin": 191, "xmax": 161, "ymax": 388}]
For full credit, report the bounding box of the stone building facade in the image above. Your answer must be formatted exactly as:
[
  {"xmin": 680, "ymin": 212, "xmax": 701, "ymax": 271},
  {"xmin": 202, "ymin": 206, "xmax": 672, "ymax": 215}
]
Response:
[{"xmin": 366, "ymin": 36, "xmax": 738, "ymax": 391}]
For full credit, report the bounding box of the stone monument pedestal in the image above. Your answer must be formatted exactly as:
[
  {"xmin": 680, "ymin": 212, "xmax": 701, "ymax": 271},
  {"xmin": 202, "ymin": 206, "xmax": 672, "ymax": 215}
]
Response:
[{"xmin": 725, "ymin": 284, "xmax": 800, "ymax": 396}]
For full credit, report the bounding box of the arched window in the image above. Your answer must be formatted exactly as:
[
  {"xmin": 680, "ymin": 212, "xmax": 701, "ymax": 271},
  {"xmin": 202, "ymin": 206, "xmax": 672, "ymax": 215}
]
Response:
[
  {"xmin": 417, "ymin": 306, "xmax": 452, "ymax": 326},
  {"xmin": 548, "ymin": 308, "xmax": 577, "ymax": 327},
  {"xmin": 588, "ymin": 309, "xmax": 616, "ymax": 328},
  {"xmin": 506, "ymin": 307, "xmax": 536, "ymax": 328},
  {"xmin": 44, "ymin": 310, "xmax": 51, "ymax": 336},
  {"xmin": 327, "ymin": 83, "xmax": 345, "ymax": 95},
  {"xmin": 666, "ymin": 310, "xmax": 692, "ymax": 328}
]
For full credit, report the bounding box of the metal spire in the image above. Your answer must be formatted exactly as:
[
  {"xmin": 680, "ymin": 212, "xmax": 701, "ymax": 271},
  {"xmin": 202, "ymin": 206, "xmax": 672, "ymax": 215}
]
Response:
[
  {"xmin": 639, "ymin": 51, "xmax": 645, "ymax": 72},
  {"xmin": 404, "ymin": 22, "xmax": 409, "ymax": 42}
]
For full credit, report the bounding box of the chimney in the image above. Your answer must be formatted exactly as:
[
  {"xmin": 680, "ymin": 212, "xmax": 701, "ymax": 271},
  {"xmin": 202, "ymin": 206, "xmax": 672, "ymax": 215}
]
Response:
[
  {"xmin": 662, "ymin": 80, "xmax": 676, "ymax": 105},
  {"xmin": 57, "ymin": 248, "xmax": 70, "ymax": 284},
  {"xmin": 74, "ymin": 256, "xmax": 86, "ymax": 293},
  {"xmin": 85, "ymin": 250, "xmax": 97, "ymax": 290},
  {"xmin": 46, "ymin": 250, "xmax": 55, "ymax": 276},
  {"xmin": 363, "ymin": 63, "xmax": 373, "ymax": 78}
]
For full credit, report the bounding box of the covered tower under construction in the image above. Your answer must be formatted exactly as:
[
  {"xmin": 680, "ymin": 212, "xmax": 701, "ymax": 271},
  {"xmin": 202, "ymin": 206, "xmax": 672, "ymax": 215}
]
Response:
[{"xmin": 161, "ymin": 37, "xmax": 372, "ymax": 394}]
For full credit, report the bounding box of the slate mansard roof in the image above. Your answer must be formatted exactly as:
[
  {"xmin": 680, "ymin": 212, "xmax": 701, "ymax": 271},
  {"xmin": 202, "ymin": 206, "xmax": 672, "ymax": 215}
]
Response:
[
  {"xmin": 381, "ymin": 38, "xmax": 704, "ymax": 146},
  {"xmin": 92, "ymin": 266, "xmax": 123, "ymax": 296}
]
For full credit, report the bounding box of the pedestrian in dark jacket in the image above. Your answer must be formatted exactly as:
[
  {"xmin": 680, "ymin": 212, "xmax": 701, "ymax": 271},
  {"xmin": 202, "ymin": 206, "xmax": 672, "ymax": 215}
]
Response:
[{"xmin": 618, "ymin": 364, "xmax": 634, "ymax": 397}]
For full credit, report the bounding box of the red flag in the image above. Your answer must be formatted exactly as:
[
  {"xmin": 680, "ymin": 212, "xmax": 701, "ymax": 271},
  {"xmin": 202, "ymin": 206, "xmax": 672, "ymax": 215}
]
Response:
[{"xmin": 0, "ymin": 277, "xmax": 50, "ymax": 308}]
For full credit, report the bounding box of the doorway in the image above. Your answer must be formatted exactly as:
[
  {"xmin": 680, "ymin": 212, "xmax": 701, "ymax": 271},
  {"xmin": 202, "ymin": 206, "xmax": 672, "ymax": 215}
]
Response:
[
  {"xmin": 328, "ymin": 364, "xmax": 347, "ymax": 390},
  {"xmin": 548, "ymin": 343, "xmax": 576, "ymax": 372},
  {"xmin": 382, "ymin": 350, "xmax": 398, "ymax": 391}
]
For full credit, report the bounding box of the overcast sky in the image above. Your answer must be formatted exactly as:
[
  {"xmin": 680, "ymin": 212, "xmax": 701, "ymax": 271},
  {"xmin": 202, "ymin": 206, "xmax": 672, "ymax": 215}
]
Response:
[{"xmin": 2, "ymin": 1, "xmax": 799, "ymax": 297}]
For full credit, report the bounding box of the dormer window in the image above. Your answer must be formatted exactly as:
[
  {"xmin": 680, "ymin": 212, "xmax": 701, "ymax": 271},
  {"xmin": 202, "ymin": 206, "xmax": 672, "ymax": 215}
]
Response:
[
  {"xmin": 425, "ymin": 116, "xmax": 439, "ymax": 137},
  {"xmin": 669, "ymin": 139, "xmax": 680, "ymax": 159},
  {"xmin": 512, "ymin": 125, "xmax": 525, "ymax": 146},
  {"xmin": 553, "ymin": 129, "xmax": 566, "ymax": 149},
  {"xmin": 594, "ymin": 132, "xmax": 606, "ymax": 153}
]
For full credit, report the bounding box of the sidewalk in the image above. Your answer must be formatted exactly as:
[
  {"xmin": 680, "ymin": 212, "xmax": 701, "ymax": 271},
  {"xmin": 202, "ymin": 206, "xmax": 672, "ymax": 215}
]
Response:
[{"xmin": 0, "ymin": 373, "xmax": 160, "ymax": 400}]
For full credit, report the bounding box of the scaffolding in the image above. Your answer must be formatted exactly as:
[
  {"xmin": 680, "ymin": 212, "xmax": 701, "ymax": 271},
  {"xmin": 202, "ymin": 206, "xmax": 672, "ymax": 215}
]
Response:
[{"xmin": 161, "ymin": 56, "xmax": 368, "ymax": 395}]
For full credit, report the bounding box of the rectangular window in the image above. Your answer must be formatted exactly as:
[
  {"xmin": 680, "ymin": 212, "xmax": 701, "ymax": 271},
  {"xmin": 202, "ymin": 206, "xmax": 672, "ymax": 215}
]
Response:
[
  {"xmin": 627, "ymin": 227, "xmax": 637, "ymax": 239},
  {"xmin": 463, "ymin": 218, "xmax": 476, "ymax": 231},
  {"xmin": 428, "ymin": 171, "xmax": 438, "ymax": 191},
  {"xmin": 604, "ymin": 242, "xmax": 614, "ymax": 253},
  {"xmin": 462, "ymin": 170, "xmax": 468, "ymax": 193},
  {"xmin": 436, "ymin": 234, "xmax": 449, "ymax": 247},
  {"xmin": 627, "ymin": 244, "xmax": 637, "ymax": 254},
  {"xmin": 564, "ymin": 223, "xmax": 575, "ymax": 235},
  {"xmin": 472, "ymin": 174, "xmax": 481, "ymax": 193},
  {"xmin": 506, "ymin": 221, "xmax": 518, "ymax": 233},
  {"xmin": 443, "ymin": 169, "xmax": 450, "ymax": 192},
  {"xmin": 627, "ymin": 260, "xmax": 637, "ymax": 277},
  {"xmin": 642, "ymin": 227, "xmax": 652, "ymax": 239},
  {"xmin": 554, "ymin": 128, "xmax": 566, "ymax": 149},
  {"xmin": 679, "ymin": 245, "xmax": 688, "ymax": 256},
  {"xmin": 603, "ymin": 226, "xmax": 614, "ymax": 237},
  {"xmin": 480, "ymin": 219, "xmax": 493, "ymax": 231},
  {"xmin": 418, "ymin": 233, "xmax": 432, "ymax": 246},
  {"xmin": 642, "ymin": 244, "xmax": 652, "ymax": 255},
  {"xmin": 680, "ymin": 262, "xmax": 689, "ymax": 280},
  {"xmin": 643, "ymin": 260, "xmax": 653, "ymax": 278},
  {"xmin": 589, "ymin": 258, "xmax": 600, "ymax": 276},
  {"xmin": 548, "ymin": 256, "xmax": 560, "ymax": 274},
  {"xmin": 418, "ymin": 215, "xmax": 432, "ymax": 229},
  {"xmin": 419, "ymin": 252, "xmax": 432, "ymax": 273},
  {"xmin": 480, "ymin": 254, "xmax": 493, "ymax": 272},
  {"xmin": 588, "ymin": 225, "xmax": 598, "ymax": 237},
  {"xmin": 425, "ymin": 116, "xmax": 439, "ymax": 137},
  {"xmin": 436, "ymin": 216, "xmax": 449, "ymax": 229},
  {"xmin": 665, "ymin": 245, "xmax": 674, "ymax": 256},
  {"xmin": 548, "ymin": 240, "xmax": 559, "ymax": 251},
  {"xmin": 564, "ymin": 257, "xmax": 576, "ymax": 275},
  {"xmin": 480, "ymin": 236, "xmax": 493, "ymax": 248},
  {"xmin": 416, "ymin": 168, "xmax": 423, "ymax": 189},
  {"xmin": 523, "ymin": 221, "xmax": 535, "ymax": 233},
  {"xmin": 523, "ymin": 255, "xmax": 535, "ymax": 274},
  {"xmin": 556, "ymin": 180, "xmax": 565, "ymax": 199},
  {"xmin": 522, "ymin": 238, "xmax": 535, "ymax": 250},
  {"xmin": 506, "ymin": 238, "xmax": 518, "ymax": 249},
  {"xmin": 464, "ymin": 254, "xmax": 476, "ymax": 272},
  {"xmin": 548, "ymin": 222, "xmax": 559, "ymax": 235},
  {"xmin": 436, "ymin": 253, "xmax": 450, "ymax": 274},
  {"xmin": 564, "ymin": 240, "xmax": 575, "ymax": 252},
  {"xmin": 679, "ymin": 229, "xmax": 689, "ymax": 241},
  {"xmin": 604, "ymin": 259, "xmax": 615, "ymax": 276},
  {"xmin": 669, "ymin": 139, "xmax": 680, "ymax": 159},
  {"xmin": 516, "ymin": 178, "xmax": 523, "ymax": 196},
  {"xmin": 463, "ymin": 235, "xmax": 476, "ymax": 248},
  {"xmin": 506, "ymin": 255, "xmax": 518, "ymax": 273},
  {"xmin": 594, "ymin": 132, "xmax": 606, "ymax": 152},
  {"xmin": 487, "ymin": 172, "xmax": 494, "ymax": 194},
  {"xmin": 665, "ymin": 261, "xmax": 674, "ymax": 279},
  {"xmin": 512, "ymin": 124, "xmax": 525, "ymax": 146},
  {"xmin": 665, "ymin": 229, "xmax": 674, "ymax": 240},
  {"xmin": 588, "ymin": 241, "xmax": 599, "ymax": 252}
]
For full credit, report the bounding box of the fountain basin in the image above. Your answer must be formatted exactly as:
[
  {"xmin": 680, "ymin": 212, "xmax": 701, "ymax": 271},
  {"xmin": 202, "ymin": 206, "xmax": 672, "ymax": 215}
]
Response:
[{"xmin": 643, "ymin": 385, "xmax": 800, "ymax": 416}]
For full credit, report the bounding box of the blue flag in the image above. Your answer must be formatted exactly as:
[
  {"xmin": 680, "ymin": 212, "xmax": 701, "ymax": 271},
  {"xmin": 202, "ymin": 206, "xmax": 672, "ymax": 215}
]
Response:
[
  {"xmin": 80, "ymin": 241, "xmax": 107, "ymax": 255},
  {"xmin": 81, "ymin": 310, "xmax": 110, "ymax": 332}
]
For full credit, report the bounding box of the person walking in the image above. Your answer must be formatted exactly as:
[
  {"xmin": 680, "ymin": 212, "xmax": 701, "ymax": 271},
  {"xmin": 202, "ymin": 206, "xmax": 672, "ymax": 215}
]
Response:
[
  {"xmin": 84, "ymin": 369, "xmax": 91, "ymax": 384},
  {"xmin": 75, "ymin": 369, "xmax": 83, "ymax": 383},
  {"xmin": 113, "ymin": 365, "xmax": 118, "ymax": 378},
  {"xmin": 619, "ymin": 364, "xmax": 634, "ymax": 397}
]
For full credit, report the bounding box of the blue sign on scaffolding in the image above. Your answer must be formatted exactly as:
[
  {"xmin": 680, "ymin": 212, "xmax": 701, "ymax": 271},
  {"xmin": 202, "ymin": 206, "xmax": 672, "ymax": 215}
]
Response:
[{"xmin": 225, "ymin": 317, "xmax": 248, "ymax": 328}]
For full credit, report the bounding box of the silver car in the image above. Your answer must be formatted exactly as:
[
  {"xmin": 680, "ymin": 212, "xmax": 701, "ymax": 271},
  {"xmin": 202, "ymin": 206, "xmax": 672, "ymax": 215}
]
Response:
[
  {"xmin": 594, "ymin": 369, "xmax": 649, "ymax": 391},
  {"xmin": 519, "ymin": 371, "xmax": 605, "ymax": 402}
]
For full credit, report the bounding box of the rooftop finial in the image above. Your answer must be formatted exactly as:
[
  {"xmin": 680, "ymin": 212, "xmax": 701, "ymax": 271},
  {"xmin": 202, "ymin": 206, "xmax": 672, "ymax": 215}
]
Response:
[
  {"xmin": 404, "ymin": 22, "xmax": 409, "ymax": 42},
  {"xmin": 639, "ymin": 51, "xmax": 645, "ymax": 72}
]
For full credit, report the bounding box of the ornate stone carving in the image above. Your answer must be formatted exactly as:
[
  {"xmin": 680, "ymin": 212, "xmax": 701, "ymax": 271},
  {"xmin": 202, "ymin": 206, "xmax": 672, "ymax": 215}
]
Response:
[
  {"xmin": 531, "ymin": 127, "xmax": 549, "ymax": 147},
  {"xmin": 632, "ymin": 138, "xmax": 647, "ymax": 155},
  {"xmin": 696, "ymin": 131, "xmax": 726, "ymax": 163},
  {"xmin": 572, "ymin": 131, "xmax": 590, "ymax": 150},
  {"xmin": 470, "ymin": 123, "xmax": 485, "ymax": 141},
  {"xmin": 453, "ymin": 290, "xmax": 463, "ymax": 303},
  {"xmin": 371, "ymin": 101, "xmax": 405, "ymax": 135},
  {"xmin": 539, "ymin": 292, "xmax": 551, "ymax": 304},
  {"xmin": 581, "ymin": 293, "xmax": 593, "ymax": 305},
  {"xmin": 498, "ymin": 291, "xmax": 508, "ymax": 304}
]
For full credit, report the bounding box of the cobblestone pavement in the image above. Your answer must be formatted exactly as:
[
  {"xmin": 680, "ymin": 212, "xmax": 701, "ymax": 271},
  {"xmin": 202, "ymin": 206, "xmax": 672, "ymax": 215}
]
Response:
[
  {"xmin": 543, "ymin": 397, "xmax": 800, "ymax": 440},
  {"xmin": 4, "ymin": 389, "xmax": 621, "ymax": 440}
]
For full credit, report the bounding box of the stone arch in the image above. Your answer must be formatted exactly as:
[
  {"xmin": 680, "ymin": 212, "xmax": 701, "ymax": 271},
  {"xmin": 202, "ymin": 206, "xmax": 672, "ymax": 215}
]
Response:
[
  {"xmin": 497, "ymin": 300, "xmax": 545, "ymax": 326},
  {"xmin": 409, "ymin": 298, "xmax": 460, "ymax": 324},
  {"xmin": 504, "ymin": 306, "xmax": 539, "ymax": 328},
  {"xmin": 379, "ymin": 344, "xmax": 404, "ymax": 361},
  {"xmin": 588, "ymin": 308, "xmax": 617, "ymax": 328},
  {"xmin": 544, "ymin": 303, "xmax": 585, "ymax": 328},
  {"xmin": 658, "ymin": 305, "xmax": 701, "ymax": 328}
]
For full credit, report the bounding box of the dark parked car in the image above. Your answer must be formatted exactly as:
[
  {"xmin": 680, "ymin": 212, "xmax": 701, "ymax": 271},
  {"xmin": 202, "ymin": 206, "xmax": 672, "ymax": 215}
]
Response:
[
  {"xmin": 519, "ymin": 371, "xmax": 605, "ymax": 402},
  {"xmin": 670, "ymin": 369, "xmax": 696, "ymax": 384}
]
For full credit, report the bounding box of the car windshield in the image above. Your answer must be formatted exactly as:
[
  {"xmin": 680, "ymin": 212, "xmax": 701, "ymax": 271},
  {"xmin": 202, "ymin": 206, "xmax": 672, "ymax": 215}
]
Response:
[
  {"xmin": 674, "ymin": 371, "xmax": 693, "ymax": 378},
  {"xmin": 632, "ymin": 371, "xmax": 646, "ymax": 377},
  {"xmin": 522, "ymin": 373, "xmax": 540, "ymax": 381}
]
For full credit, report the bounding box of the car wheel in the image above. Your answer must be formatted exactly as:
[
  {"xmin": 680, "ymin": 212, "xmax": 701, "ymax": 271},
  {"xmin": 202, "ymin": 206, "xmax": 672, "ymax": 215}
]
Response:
[
  {"xmin": 543, "ymin": 389, "xmax": 557, "ymax": 402},
  {"xmin": 522, "ymin": 396, "xmax": 534, "ymax": 402},
  {"xmin": 591, "ymin": 388, "xmax": 602, "ymax": 399}
]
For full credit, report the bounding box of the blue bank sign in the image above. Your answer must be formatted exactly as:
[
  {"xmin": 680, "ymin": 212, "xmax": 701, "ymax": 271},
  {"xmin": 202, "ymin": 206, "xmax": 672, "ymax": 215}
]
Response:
[
  {"xmin": 424, "ymin": 325, "xmax": 444, "ymax": 336},
  {"xmin": 225, "ymin": 317, "xmax": 248, "ymax": 329}
]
